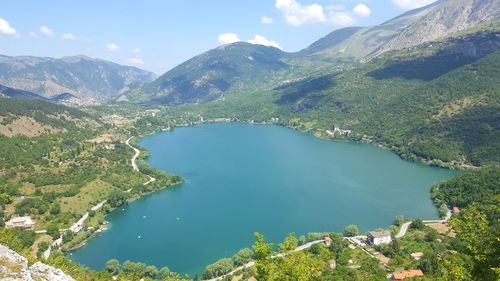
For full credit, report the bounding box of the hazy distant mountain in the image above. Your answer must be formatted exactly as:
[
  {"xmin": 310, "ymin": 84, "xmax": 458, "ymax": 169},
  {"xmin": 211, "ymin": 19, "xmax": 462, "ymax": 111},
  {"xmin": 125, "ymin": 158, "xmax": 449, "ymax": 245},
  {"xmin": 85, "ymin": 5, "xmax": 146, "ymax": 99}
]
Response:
[
  {"xmin": 0, "ymin": 55, "xmax": 156, "ymax": 103},
  {"xmin": 130, "ymin": 0, "xmax": 499, "ymax": 105}
]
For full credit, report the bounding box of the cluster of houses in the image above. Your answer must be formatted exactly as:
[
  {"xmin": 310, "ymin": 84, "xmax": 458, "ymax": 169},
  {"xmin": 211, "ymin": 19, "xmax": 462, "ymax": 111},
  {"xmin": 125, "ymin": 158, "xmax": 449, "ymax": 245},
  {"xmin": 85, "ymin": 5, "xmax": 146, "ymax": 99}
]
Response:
[
  {"xmin": 326, "ymin": 124, "xmax": 352, "ymax": 137},
  {"xmin": 325, "ymin": 231, "xmax": 426, "ymax": 280}
]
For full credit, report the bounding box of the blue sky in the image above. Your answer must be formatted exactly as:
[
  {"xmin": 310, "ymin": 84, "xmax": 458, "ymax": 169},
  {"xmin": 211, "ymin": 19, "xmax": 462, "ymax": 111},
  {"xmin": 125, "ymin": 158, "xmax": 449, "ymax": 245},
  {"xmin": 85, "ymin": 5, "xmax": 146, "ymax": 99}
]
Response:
[{"xmin": 0, "ymin": 0, "xmax": 436, "ymax": 74}]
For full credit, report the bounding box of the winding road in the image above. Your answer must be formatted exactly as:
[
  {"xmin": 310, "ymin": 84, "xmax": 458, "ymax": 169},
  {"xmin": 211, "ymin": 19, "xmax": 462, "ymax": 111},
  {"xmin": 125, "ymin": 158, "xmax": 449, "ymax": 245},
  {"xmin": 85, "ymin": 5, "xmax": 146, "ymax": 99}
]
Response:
[
  {"xmin": 126, "ymin": 137, "xmax": 140, "ymax": 172},
  {"xmin": 43, "ymin": 138, "xmax": 156, "ymax": 259},
  {"xmin": 396, "ymin": 209, "xmax": 452, "ymax": 238}
]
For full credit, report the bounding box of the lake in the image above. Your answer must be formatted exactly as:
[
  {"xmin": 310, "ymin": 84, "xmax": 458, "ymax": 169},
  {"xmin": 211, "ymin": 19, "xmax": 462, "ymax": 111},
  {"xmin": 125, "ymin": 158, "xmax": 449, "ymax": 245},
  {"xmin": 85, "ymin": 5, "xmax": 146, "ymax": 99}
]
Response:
[{"xmin": 70, "ymin": 123, "xmax": 459, "ymax": 275}]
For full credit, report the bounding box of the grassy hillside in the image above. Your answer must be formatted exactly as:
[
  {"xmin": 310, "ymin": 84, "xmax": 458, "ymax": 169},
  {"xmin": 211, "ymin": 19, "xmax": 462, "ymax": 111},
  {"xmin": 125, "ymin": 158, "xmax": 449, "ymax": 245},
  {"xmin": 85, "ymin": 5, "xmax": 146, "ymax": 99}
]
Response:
[{"xmin": 0, "ymin": 99, "xmax": 181, "ymax": 267}]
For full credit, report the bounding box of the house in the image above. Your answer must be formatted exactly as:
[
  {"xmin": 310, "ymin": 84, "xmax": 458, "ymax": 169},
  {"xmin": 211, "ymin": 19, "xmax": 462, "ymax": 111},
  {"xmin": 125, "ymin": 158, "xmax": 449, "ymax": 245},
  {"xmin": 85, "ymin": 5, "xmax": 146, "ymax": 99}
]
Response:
[
  {"xmin": 392, "ymin": 269, "xmax": 424, "ymax": 280},
  {"xmin": 5, "ymin": 216, "xmax": 35, "ymax": 229},
  {"xmin": 368, "ymin": 231, "xmax": 392, "ymax": 245},
  {"xmin": 104, "ymin": 143, "xmax": 116, "ymax": 150},
  {"xmin": 410, "ymin": 252, "xmax": 424, "ymax": 261},
  {"xmin": 453, "ymin": 207, "xmax": 461, "ymax": 214},
  {"xmin": 324, "ymin": 236, "xmax": 333, "ymax": 247}
]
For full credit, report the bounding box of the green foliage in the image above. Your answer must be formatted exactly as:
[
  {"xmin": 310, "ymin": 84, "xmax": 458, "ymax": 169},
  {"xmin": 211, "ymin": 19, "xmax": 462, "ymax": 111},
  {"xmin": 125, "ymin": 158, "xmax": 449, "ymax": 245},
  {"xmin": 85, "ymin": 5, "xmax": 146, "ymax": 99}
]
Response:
[
  {"xmin": 202, "ymin": 258, "xmax": 234, "ymax": 279},
  {"xmin": 252, "ymin": 232, "xmax": 274, "ymax": 280},
  {"xmin": 232, "ymin": 248, "xmax": 253, "ymax": 266},
  {"xmin": 343, "ymin": 225, "xmax": 359, "ymax": 237},
  {"xmin": 393, "ymin": 215, "xmax": 405, "ymax": 227},
  {"xmin": 432, "ymin": 167, "xmax": 500, "ymax": 209},
  {"xmin": 47, "ymin": 224, "xmax": 61, "ymax": 239},
  {"xmin": 279, "ymin": 232, "xmax": 298, "ymax": 252},
  {"xmin": 107, "ymin": 191, "xmax": 128, "ymax": 208},
  {"xmin": 410, "ymin": 219, "xmax": 425, "ymax": 230},
  {"xmin": 450, "ymin": 205, "xmax": 499, "ymax": 280}
]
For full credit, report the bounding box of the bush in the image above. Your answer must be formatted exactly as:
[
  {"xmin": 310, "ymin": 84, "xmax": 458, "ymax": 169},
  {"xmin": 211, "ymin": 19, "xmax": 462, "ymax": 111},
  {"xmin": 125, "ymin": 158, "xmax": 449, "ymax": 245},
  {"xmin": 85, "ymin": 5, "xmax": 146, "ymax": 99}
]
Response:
[
  {"xmin": 393, "ymin": 215, "xmax": 405, "ymax": 226},
  {"xmin": 232, "ymin": 248, "xmax": 253, "ymax": 266},
  {"xmin": 203, "ymin": 258, "xmax": 234, "ymax": 279},
  {"xmin": 343, "ymin": 225, "xmax": 359, "ymax": 237},
  {"xmin": 47, "ymin": 224, "xmax": 61, "ymax": 239},
  {"xmin": 410, "ymin": 220, "xmax": 425, "ymax": 230}
]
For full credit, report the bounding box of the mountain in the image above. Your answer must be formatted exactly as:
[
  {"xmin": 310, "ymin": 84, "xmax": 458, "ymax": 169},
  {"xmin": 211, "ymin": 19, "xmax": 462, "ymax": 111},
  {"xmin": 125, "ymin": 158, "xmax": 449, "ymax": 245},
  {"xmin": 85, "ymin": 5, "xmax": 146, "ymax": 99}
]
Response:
[
  {"xmin": 0, "ymin": 84, "xmax": 47, "ymax": 101},
  {"xmin": 0, "ymin": 55, "xmax": 156, "ymax": 103},
  {"xmin": 300, "ymin": 0, "xmax": 500, "ymax": 60},
  {"xmin": 130, "ymin": 0, "xmax": 499, "ymax": 106},
  {"xmin": 126, "ymin": 42, "xmax": 288, "ymax": 104},
  {"xmin": 0, "ymin": 97, "xmax": 101, "ymax": 138}
]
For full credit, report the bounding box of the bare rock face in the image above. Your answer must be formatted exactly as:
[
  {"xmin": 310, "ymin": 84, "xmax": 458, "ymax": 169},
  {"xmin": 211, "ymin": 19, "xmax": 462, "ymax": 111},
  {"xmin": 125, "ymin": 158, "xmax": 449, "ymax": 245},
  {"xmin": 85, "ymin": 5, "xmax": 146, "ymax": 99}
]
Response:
[
  {"xmin": 373, "ymin": 0, "xmax": 500, "ymax": 57},
  {"xmin": 0, "ymin": 244, "xmax": 75, "ymax": 281},
  {"xmin": 29, "ymin": 262, "xmax": 75, "ymax": 281}
]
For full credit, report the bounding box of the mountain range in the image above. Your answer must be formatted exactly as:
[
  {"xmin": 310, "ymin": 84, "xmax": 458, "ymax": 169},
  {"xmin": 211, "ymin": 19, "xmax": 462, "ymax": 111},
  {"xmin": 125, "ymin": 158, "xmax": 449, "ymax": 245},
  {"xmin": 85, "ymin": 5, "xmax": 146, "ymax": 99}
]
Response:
[
  {"xmin": 123, "ymin": 0, "xmax": 500, "ymax": 105},
  {"xmin": 0, "ymin": 55, "xmax": 155, "ymax": 103}
]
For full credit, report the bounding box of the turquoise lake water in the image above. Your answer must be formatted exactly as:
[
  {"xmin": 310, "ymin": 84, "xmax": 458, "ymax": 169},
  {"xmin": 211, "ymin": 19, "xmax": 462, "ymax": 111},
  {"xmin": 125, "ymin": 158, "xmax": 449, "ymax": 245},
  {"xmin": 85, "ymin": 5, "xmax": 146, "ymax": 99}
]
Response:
[{"xmin": 70, "ymin": 123, "xmax": 459, "ymax": 275}]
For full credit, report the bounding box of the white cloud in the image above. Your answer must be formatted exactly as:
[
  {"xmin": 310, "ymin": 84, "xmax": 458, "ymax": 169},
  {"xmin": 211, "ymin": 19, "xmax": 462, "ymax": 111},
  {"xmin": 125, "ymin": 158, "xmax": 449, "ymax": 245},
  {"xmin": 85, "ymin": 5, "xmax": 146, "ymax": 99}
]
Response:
[
  {"xmin": 328, "ymin": 10, "xmax": 356, "ymax": 27},
  {"xmin": 275, "ymin": 0, "xmax": 326, "ymax": 26},
  {"xmin": 217, "ymin": 33, "xmax": 241, "ymax": 45},
  {"xmin": 106, "ymin": 43, "xmax": 120, "ymax": 51},
  {"xmin": 126, "ymin": 58, "xmax": 145, "ymax": 65},
  {"xmin": 261, "ymin": 16, "xmax": 274, "ymax": 24},
  {"xmin": 132, "ymin": 48, "xmax": 141, "ymax": 54},
  {"xmin": 391, "ymin": 0, "xmax": 437, "ymax": 10},
  {"xmin": 40, "ymin": 26, "xmax": 54, "ymax": 37},
  {"xmin": 62, "ymin": 33, "xmax": 77, "ymax": 40},
  {"xmin": 29, "ymin": 32, "xmax": 37, "ymax": 38},
  {"xmin": 0, "ymin": 18, "xmax": 19, "ymax": 37},
  {"xmin": 248, "ymin": 35, "xmax": 281, "ymax": 49},
  {"xmin": 353, "ymin": 3, "xmax": 371, "ymax": 17}
]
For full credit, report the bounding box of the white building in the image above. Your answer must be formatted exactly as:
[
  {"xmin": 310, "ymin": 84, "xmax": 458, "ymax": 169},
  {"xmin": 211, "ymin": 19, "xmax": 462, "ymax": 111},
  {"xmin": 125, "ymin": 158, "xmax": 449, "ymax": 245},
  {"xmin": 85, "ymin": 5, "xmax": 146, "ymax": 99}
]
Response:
[{"xmin": 368, "ymin": 231, "xmax": 392, "ymax": 245}]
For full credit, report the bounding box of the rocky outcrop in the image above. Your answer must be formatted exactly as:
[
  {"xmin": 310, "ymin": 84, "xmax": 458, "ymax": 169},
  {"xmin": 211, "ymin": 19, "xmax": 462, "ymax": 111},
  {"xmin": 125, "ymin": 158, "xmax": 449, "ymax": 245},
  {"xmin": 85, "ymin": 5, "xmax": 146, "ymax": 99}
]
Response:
[
  {"xmin": 372, "ymin": 0, "xmax": 500, "ymax": 57},
  {"xmin": 0, "ymin": 244, "xmax": 75, "ymax": 281}
]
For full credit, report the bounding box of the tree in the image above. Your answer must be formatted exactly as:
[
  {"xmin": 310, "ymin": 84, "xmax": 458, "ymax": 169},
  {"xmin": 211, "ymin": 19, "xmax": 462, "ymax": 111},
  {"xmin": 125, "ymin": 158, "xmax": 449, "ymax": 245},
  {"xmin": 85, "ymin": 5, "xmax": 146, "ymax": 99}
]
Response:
[
  {"xmin": 410, "ymin": 219, "xmax": 425, "ymax": 230},
  {"xmin": 252, "ymin": 232, "xmax": 273, "ymax": 280},
  {"xmin": 122, "ymin": 261, "xmax": 147, "ymax": 277},
  {"xmin": 202, "ymin": 258, "xmax": 233, "ymax": 279},
  {"xmin": 441, "ymin": 253, "xmax": 472, "ymax": 281},
  {"xmin": 108, "ymin": 191, "xmax": 128, "ymax": 208},
  {"xmin": 47, "ymin": 224, "xmax": 60, "ymax": 239},
  {"xmin": 37, "ymin": 241, "xmax": 49, "ymax": 258},
  {"xmin": 343, "ymin": 225, "xmax": 359, "ymax": 237},
  {"xmin": 393, "ymin": 215, "xmax": 405, "ymax": 226},
  {"xmin": 232, "ymin": 248, "xmax": 253, "ymax": 266},
  {"xmin": 450, "ymin": 205, "xmax": 498, "ymax": 280},
  {"xmin": 62, "ymin": 230, "xmax": 74, "ymax": 243},
  {"xmin": 158, "ymin": 266, "xmax": 173, "ymax": 279},
  {"xmin": 144, "ymin": 265, "xmax": 159, "ymax": 278},
  {"xmin": 50, "ymin": 202, "xmax": 61, "ymax": 215},
  {"xmin": 105, "ymin": 259, "xmax": 120, "ymax": 275},
  {"xmin": 279, "ymin": 232, "xmax": 298, "ymax": 252}
]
